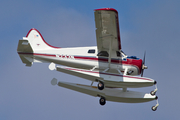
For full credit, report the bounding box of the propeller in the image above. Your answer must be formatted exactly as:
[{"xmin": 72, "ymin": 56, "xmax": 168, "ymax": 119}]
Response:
[{"xmin": 141, "ymin": 51, "xmax": 148, "ymax": 77}]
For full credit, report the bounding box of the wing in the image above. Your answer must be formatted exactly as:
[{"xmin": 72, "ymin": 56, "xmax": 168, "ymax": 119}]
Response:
[
  {"xmin": 94, "ymin": 8, "xmax": 121, "ymax": 58},
  {"xmin": 56, "ymin": 66, "xmax": 155, "ymax": 88}
]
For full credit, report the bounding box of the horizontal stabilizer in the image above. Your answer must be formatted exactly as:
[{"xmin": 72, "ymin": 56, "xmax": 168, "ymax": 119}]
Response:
[
  {"xmin": 17, "ymin": 39, "xmax": 33, "ymax": 53},
  {"xmin": 18, "ymin": 55, "xmax": 33, "ymax": 66}
]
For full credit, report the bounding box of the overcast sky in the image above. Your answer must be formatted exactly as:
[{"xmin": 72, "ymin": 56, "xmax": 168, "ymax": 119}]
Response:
[{"xmin": 1, "ymin": 0, "xmax": 180, "ymax": 119}]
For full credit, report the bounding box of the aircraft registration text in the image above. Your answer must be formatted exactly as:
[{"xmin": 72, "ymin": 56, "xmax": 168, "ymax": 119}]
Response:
[{"xmin": 56, "ymin": 54, "xmax": 75, "ymax": 59}]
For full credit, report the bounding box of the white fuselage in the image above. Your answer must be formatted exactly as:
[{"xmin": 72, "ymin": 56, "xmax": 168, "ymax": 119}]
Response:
[{"xmin": 20, "ymin": 46, "xmax": 141, "ymax": 75}]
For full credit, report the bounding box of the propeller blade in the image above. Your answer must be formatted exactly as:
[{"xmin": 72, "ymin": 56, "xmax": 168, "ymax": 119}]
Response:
[
  {"xmin": 141, "ymin": 69, "xmax": 144, "ymax": 77},
  {"xmin": 143, "ymin": 51, "xmax": 146, "ymax": 65},
  {"xmin": 141, "ymin": 51, "xmax": 147, "ymax": 77}
]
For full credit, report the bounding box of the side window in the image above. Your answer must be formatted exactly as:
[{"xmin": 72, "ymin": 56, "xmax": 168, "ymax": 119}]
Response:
[
  {"xmin": 88, "ymin": 49, "xmax": 95, "ymax": 54},
  {"xmin": 97, "ymin": 51, "xmax": 109, "ymax": 57},
  {"xmin": 116, "ymin": 51, "xmax": 121, "ymax": 57}
]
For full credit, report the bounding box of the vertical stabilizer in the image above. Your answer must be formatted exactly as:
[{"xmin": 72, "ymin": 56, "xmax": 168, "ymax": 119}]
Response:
[
  {"xmin": 17, "ymin": 28, "xmax": 60, "ymax": 66},
  {"xmin": 24, "ymin": 28, "xmax": 59, "ymax": 51}
]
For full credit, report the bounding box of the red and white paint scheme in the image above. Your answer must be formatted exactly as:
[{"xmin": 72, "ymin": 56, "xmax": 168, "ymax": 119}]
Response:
[{"xmin": 17, "ymin": 8, "xmax": 158, "ymax": 111}]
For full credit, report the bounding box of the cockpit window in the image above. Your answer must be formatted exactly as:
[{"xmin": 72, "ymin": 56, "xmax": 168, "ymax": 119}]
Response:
[
  {"xmin": 88, "ymin": 49, "xmax": 95, "ymax": 53},
  {"xmin": 97, "ymin": 51, "xmax": 109, "ymax": 57}
]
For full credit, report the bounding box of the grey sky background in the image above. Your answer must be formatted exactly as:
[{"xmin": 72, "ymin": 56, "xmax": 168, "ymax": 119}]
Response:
[{"xmin": 1, "ymin": 0, "xmax": 180, "ymax": 119}]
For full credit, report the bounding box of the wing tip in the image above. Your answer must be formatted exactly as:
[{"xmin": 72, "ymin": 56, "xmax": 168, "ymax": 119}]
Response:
[{"xmin": 94, "ymin": 8, "xmax": 118, "ymax": 13}]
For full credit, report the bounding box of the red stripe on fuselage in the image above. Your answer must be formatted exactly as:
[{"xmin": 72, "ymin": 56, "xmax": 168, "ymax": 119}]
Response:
[
  {"xmin": 18, "ymin": 52, "xmax": 142, "ymax": 74},
  {"xmin": 18, "ymin": 52, "xmax": 56, "ymax": 57},
  {"xmin": 74, "ymin": 56, "xmax": 142, "ymax": 73}
]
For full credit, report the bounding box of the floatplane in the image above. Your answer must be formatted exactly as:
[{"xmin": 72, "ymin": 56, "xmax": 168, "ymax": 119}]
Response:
[{"xmin": 17, "ymin": 8, "xmax": 159, "ymax": 111}]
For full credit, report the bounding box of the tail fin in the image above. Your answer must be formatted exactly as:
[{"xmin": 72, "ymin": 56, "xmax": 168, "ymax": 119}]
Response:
[
  {"xmin": 17, "ymin": 28, "xmax": 60, "ymax": 66},
  {"xmin": 18, "ymin": 28, "xmax": 60, "ymax": 53},
  {"xmin": 26, "ymin": 28, "xmax": 59, "ymax": 51}
]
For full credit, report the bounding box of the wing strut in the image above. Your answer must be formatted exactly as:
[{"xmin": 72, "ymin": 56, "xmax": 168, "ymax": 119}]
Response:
[{"xmin": 108, "ymin": 36, "xmax": 113, "ymax": 68}]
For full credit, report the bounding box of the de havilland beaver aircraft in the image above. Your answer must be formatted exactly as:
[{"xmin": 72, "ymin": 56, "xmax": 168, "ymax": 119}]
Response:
[{"xmin": 17, "ymin": 8, "xmax": 159, "ymax": 111}]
